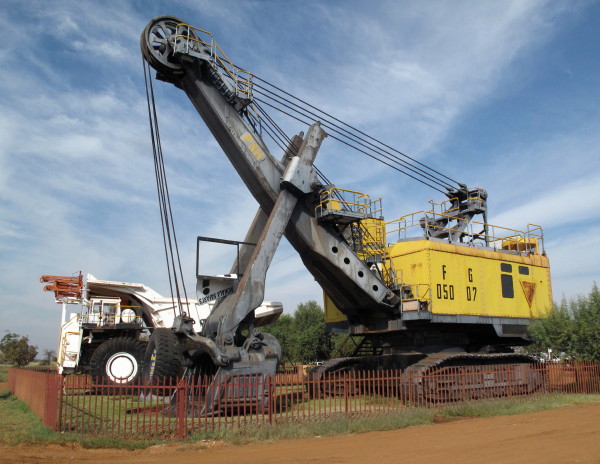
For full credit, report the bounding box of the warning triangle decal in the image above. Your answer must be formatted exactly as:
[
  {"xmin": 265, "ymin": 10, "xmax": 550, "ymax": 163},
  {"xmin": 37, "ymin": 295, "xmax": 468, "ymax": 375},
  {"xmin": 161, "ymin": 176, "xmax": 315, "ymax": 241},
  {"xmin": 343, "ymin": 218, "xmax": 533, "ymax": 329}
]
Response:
[{"xmin": 521, "ymin": 281, "xmax": 536, "ymax": 307}]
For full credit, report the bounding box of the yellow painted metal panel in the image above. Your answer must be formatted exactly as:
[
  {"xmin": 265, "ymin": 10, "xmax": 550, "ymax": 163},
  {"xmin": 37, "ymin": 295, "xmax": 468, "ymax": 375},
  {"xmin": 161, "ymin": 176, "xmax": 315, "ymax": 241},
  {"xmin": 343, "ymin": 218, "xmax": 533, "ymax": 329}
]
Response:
[
  {"xmin": 324, "ymin": 293, "xmax": 348, "ymax": 323},
  {"xmin": 388, "ymin": 240, "xmax": 552, "ymax": 319}
]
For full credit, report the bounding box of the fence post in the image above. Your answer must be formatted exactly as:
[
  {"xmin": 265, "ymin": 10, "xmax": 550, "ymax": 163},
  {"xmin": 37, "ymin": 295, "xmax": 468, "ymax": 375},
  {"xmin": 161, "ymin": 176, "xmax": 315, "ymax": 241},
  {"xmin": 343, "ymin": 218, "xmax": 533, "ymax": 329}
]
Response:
[
  {"xmin": 44, "ymin": 373, "xmax": 60, "ymax": 431},
  {"xmin": 176, "ymin": 378, "xmax": 188, "ymax": 440},
  {"xmin": 268, "ymin": 375, "xmax": 273, "ymax": 425},
  {"xmin": 344, "ymin": 371, "xmax": 349, "ymax": 416}
]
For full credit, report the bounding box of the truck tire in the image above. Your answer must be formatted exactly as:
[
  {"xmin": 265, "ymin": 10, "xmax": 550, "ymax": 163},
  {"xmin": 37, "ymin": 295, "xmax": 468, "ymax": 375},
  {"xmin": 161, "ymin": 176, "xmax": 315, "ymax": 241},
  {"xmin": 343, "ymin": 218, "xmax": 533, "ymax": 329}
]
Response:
[
  {"xmin": 89, "ymin": 337, "xmax": 146, "ymax": 387},
  {"xmin": 143, "ymin": 328, "xmax": 184, "ymax": 395}
]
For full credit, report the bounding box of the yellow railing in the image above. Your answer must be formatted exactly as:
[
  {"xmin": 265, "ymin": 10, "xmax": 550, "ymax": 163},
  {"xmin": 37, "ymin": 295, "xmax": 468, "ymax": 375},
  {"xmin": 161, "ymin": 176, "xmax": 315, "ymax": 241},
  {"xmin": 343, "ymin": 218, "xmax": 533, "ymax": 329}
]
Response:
[
  {"xmin": 386, "ymin": 210, "xmax": 544, "ymax": 254},
  {"xmin": 315, "ymin": 187, "xmax": 382, "ymax": 219},
  {"xmin": 380, "ymin": 261, "xmax": 399, "ymax": 289},
  {"xmin": 399, "ymin": 283, "xmax": 432, "ymax": 311},
  {"xmin": 174, "ymin": 23, "xmax": 254, "ymax": 99},
  {"xmin": 400, "ymin": 283, "xmax": 431, "ymax": 300},
  {"xmin": 426, "ymin": 187, "xmax": 487, "ymax": 216},
  {"xmin": 58, "ymin": 331, "xmax": 73, "ymax": 365},
  {"xmin": 80, "ymin": 304, "xmax": 142, "ymax": 327},
  {"xmin": 79, "ymin": 314, "xmax": 143, "ymax": 327},
  {"xmin": 355, "ymin": 219, "xmax": 386, "ymax": 263},
  {"xmin": 315, "ymin": 187, "xmax": 401, "ymax": 287}
]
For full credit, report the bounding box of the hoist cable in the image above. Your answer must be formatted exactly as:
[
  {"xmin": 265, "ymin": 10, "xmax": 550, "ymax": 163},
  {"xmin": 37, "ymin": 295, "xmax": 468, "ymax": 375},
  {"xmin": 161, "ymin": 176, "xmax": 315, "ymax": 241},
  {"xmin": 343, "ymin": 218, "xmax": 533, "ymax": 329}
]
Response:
[
  {"xmin": 253, "ymin": 76, "xmax": 461, "ymax": 189},
  {"xmin": 253, "ymin": 76, "xmax": 460, "ymax": 187},
  {"xmin": 255, "ymin": 91, "xmax": 451, "ymax": 192},
  {"xmin": 254, "ymin": 102, "xmax": 332, "ymax": 187},
  {"xmin": 254, "ymin": 96, "xmax": 446, "ymax": 193},
  {"xmin": 252, "ymin": 104, "xmax": 290, "ymax": 154},
  {"xmin": 143, "ymin": 61, "xmax": 177, "ymax": 315},
  {"xmin": 254, "ymin": 103, "xmax": 292, "ymax": 146},
  {"xmin": 255, "ymin": 102, "xmax": 332, "ymax": 188},
  {"xmin": 143, "ymin": 59, "xmax": 190, "ymax": 316}
]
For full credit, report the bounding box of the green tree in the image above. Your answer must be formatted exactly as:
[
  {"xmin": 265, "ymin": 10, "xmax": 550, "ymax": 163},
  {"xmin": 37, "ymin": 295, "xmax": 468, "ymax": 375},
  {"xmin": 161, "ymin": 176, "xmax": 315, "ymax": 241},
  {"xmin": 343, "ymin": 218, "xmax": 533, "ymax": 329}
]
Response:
[
  {"xmin": 262, "ymin": 314, "xmax": 295, "ymax": 362},
  {"xmin": 293, "ymin": 300, "xmax": 331, "ymax": 363},
  {"xmin": 42, "ymin": 349, "xmax": 56, "ymax": 366},
  {"xmin": 569, "ymin": 284, "xmax": 600, "ymax": 360},
  {"xmin": 0, "ymin": 332, "xmax": 38, "ymax": 366},
  {"xmin": 528, "ymin": 283, "xmax": 600, "ymax": 361},
  {"xmin": 528, "ymin": 302, "xmax": 574, "ymax": 355},
  {"xmin": 263, "ymin": 300, "xmax": 337, "ymax": 363}
]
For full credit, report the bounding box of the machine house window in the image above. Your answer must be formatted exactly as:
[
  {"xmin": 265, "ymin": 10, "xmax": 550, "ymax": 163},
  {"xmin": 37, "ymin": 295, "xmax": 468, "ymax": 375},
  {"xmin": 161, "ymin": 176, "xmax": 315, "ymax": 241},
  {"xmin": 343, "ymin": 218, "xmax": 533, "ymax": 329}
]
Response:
[
  {"xmin": 519, "ymin": 266, "xmax": 530, "ymax": 275},
  {"xmin": 501, "ymin": 274, "xmax": 514, "ymax": 298}
]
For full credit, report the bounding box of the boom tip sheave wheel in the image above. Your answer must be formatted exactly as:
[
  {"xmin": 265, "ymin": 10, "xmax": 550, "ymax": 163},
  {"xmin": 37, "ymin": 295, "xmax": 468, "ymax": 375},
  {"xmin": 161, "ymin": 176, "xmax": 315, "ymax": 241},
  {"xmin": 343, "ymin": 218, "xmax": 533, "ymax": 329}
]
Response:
[{"xmin": 141, "ymin": 15, "xmax": 186, "ymax": 76}]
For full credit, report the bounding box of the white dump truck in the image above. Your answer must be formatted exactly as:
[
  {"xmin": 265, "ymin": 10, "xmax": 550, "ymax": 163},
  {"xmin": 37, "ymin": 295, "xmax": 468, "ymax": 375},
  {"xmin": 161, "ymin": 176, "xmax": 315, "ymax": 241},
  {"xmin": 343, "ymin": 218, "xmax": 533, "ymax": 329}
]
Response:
[{"xmin": 41, "ymin": 273, "xmax": 282, "ymax": 386}]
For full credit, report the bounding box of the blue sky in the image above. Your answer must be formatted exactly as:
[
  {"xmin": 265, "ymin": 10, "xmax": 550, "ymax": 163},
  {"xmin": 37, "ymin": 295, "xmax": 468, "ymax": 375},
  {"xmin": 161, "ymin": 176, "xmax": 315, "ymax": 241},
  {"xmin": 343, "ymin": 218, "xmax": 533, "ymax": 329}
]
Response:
[{"xmin": 1, "ymin": 0, "xmax": 599, "ymax": 352}]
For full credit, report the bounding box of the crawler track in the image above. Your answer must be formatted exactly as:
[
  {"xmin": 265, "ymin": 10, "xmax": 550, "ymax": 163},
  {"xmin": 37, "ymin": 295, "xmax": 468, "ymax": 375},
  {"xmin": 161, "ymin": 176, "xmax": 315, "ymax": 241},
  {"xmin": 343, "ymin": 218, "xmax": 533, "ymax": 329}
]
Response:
[
  {"xmin": 404, "ymin": 353, "xmax": 543, "ymax": 403},
  {"xmin": 310, "ymin": 353, "xmax": 543, "ymax": 403}
]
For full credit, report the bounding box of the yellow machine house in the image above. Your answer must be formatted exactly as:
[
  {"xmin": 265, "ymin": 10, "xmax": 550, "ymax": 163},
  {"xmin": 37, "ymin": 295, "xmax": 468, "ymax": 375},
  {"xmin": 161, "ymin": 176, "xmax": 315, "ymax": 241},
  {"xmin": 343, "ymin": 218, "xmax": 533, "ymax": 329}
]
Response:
[
  {"xmin": 388, "ymin": 239, "xmax": 551, "ymax": 319},
  {"xmin": 323, "ymin": 187, "xmax": 552, "ymax": 344}
]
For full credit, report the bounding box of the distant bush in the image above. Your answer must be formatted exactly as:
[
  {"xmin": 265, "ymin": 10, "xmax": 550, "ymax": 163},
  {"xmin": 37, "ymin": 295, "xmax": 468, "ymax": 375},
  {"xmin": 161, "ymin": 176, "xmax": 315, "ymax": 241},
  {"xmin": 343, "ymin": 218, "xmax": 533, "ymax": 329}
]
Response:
[
  {"xmin": 0, "ymin": 332, "xmax": 38, "ymax": 367},
  {"xmin": 528, "ymin": 283, "xmax": 600, "ymax": 361},
  {"xmin": 263, "ymin": 300, "xmax": 338, "ymax": 363}
]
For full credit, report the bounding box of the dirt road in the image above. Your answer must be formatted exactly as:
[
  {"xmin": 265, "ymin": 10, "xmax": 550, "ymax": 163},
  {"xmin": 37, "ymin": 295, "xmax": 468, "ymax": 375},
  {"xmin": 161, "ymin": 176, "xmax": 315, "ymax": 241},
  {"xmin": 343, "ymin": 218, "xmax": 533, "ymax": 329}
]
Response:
[{"xmin": 3, "ymin": 402, "xmax": 600, "ymax": 464}]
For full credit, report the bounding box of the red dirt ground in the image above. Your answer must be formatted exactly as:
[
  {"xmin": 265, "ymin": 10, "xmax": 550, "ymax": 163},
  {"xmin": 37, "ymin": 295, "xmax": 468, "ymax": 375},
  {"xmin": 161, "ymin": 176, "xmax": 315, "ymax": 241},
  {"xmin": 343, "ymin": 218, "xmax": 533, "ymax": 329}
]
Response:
[{"xmin": 2, "ymin": 402, "xmax": 600, "ymax": 464}]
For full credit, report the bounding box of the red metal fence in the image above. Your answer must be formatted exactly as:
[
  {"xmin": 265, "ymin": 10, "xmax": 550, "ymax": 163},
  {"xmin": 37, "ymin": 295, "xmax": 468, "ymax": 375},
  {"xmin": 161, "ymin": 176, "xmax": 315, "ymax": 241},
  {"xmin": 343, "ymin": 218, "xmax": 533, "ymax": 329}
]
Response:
[
  {"xmin": 8, "ymin": 361, "xmax": 600, "ymax": 440},
  {"xmin": 7, "ymin": 367, "xmax": 61, "ymax": 429}
]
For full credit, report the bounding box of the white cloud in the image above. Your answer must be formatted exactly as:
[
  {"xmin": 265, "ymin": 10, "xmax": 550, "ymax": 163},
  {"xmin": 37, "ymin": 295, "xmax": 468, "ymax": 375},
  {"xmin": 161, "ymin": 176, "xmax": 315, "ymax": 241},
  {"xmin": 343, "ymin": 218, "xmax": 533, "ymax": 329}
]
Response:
[
  {"xmin": 545, "ymin": 225, "xmax": 600, "ymax": 300},
  {"xmin": 491, "ymin": 175, "xmax": 600, "ymax": 230}
]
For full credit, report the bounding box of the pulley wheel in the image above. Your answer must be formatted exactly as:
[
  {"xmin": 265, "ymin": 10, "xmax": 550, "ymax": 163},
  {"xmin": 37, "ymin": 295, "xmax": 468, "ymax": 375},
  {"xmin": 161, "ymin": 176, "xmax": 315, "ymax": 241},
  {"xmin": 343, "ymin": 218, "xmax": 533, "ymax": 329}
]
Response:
[{"xmin": 140, "ymin": 15, "xmax": 185, "ymax": 75}]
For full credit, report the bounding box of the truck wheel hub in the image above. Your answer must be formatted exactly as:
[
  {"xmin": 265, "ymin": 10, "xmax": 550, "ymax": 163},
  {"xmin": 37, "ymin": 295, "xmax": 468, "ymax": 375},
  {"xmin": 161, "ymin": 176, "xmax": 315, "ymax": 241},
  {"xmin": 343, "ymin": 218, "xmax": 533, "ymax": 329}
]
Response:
[{"xmin": 106, "ymin": 352, "xmax": 138, "ymax": 383}]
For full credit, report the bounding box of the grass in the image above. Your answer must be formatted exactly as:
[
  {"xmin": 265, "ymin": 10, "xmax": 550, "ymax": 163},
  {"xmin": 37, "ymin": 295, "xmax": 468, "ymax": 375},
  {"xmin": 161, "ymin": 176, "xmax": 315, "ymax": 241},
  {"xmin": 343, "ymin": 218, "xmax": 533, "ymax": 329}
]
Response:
[
  {"xmin": 195, "ymin": 407, "xmax": 437, "ymax": 445},
  {"xmin": 439, "ymin": 393, "xmax": 600, "ymax": 419},
  {"xmin": 0, "ymin": 391, "xmax": 56, "ymax": 443},
  {"xmin": 2, "ymin": 383, "xmax": 599, "ymax": 449},
  {"xmin": 0, "ymin": 364, "xmax": 8, "ymax": 382},
  {"xmin": 0, "ymin": 390, "xmax": 159, "ymax": 450},
  {"xmin": 200, "ymin": 393, "xmax": 600, "ymax": 445}
]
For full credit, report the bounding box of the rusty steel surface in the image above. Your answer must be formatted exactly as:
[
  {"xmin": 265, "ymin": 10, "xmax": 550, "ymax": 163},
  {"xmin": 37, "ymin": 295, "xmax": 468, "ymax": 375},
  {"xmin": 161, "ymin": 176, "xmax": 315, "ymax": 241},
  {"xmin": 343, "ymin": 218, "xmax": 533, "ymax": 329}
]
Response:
[
  {"xmin": 40, "ymin": 272, "xmax": 83, "ymax": 300},
  {"xmin": 8, "ymin": 362, "xmax": 600, "ymax": 441},
  {"xmin": 8, "ymin": 368, "xmax": 46, "ymax": 417}
]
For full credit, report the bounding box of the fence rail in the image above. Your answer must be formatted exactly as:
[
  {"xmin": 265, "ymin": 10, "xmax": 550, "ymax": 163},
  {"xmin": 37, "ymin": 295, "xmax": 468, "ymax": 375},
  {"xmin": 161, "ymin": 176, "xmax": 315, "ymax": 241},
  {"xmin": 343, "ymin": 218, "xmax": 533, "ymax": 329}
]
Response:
[{"xmin": 8, "ymin": 361, "xmax": 600, "ymax": 440}]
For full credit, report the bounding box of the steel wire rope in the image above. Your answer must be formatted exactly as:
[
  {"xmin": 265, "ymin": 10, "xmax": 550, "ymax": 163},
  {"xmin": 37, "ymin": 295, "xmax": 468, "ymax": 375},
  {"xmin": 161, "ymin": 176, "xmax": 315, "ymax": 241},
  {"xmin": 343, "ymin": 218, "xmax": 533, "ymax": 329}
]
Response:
[
  {"xmin": 255, "ymin": 102, "xmax": 344, "ymax": 185},
  {"xmin": 256, "ymin": 100, "xmax": 396, "ymax": 200},
  {"xmin": 315, "ymin": 166, "xmax": 332, "ymax": 186},
  {"xmin": 253, "ymin": 89, "xmax": 451, "ymax": 192},
  {"xmin": 256, "ymin": 101, "xmax": 400, "ymax": 218},
  {"xmin": 143, "ymin": 59, "xmax": 190, "ymax": 317},
  {"xmin": 254, "ymin": 96, "xmax": 446, "ymax": 194},
  {"xmin": 253, "ymin": 102, "xmax": 331, "ymax": 188},
  {"xmin": 244, "ymin": 104, "xmax": 331, "ymax": 269},
  {"xmin": 255, "ymin": 89, "xmax": 384, "ymax": 188},
  {"xmin": 255, "ymin": 95, "xmax": 414, "ymax": 189},
  {"xmin": 253, "ymin": 76, "xmax": 461, "ymax": 189},
  {"xmin": 256, "ymin": 105, "xmax": 292, "ymax": 147},
  {"xmin": 143, "ymin": 61, "xmax": 177, "ymax": 315},
  {"xmin": 250, "ymin": 104, "xmax": 288, "ymax": 154},
  {"xmin": 254, "ymin": 101, "xmax": 325, "ymax": 180},
  {"xmin": 251, "ymin": 103, "xmax": 359, "ymax": 236},
  {"xmin": 253, "ymin": 101, "xmax": 343, "ymax": 201},
  {"xmin": 259, "ymin": 107, "xmax": 295, "ymax": 151}
]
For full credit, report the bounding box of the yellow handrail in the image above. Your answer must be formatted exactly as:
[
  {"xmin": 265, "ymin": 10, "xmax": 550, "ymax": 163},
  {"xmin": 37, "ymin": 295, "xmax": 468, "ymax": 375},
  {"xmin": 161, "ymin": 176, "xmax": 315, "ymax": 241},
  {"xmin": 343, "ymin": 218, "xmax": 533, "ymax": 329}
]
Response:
[
  {"xmin": 175, "ymin": 23, "xmax": 254, "ymax": 98},
  {"xmin": 316, "ymin": 187, "xmax": 382, "ymax": 217},
  {"xmin": 400, "ymin": 283, "xmax": 431, "ymax": 301},
  {"xmin": 386, "ymin": 209, "xmax": 543, "ymax": 253}
]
